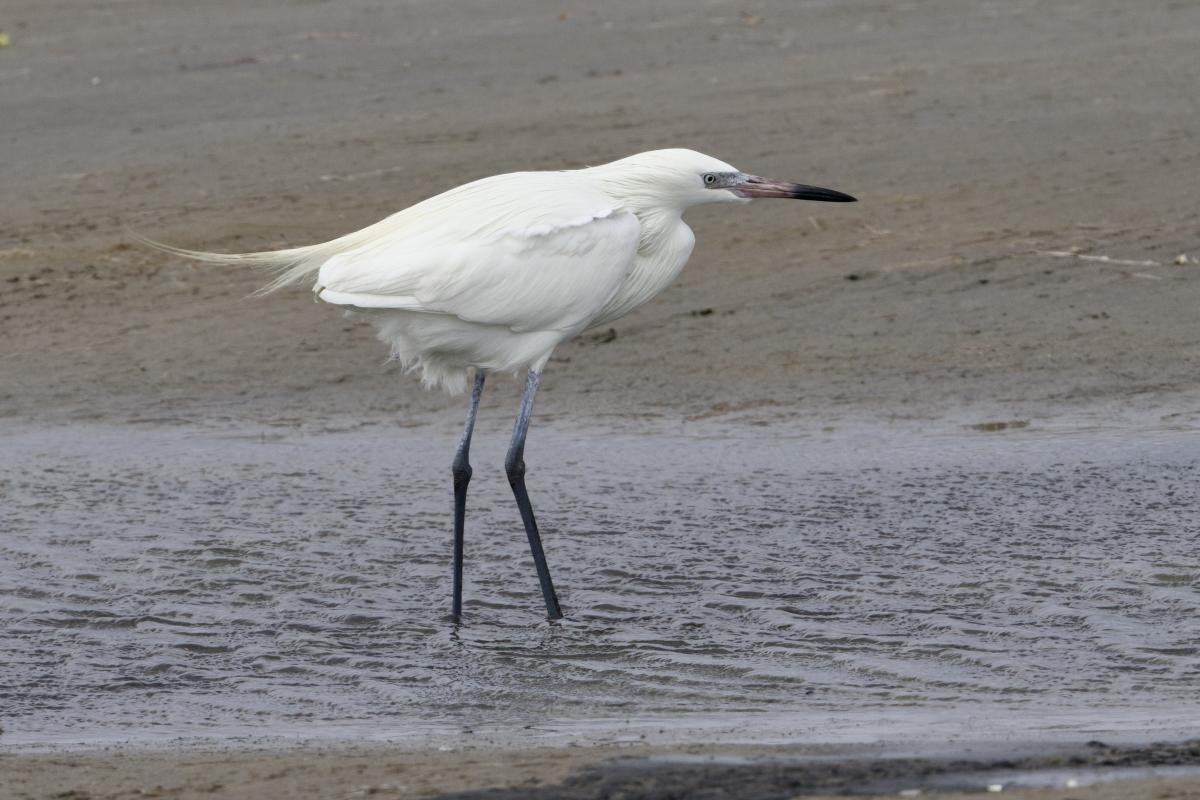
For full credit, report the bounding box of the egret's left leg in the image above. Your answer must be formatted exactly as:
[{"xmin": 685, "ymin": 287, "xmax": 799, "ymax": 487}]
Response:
[{"xmin": 504, "ymin": 369, "xmax": 563, "ymax": 619}]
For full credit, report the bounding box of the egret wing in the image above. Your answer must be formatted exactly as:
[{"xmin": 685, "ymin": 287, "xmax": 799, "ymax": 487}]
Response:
[{"xmin": 316, "ymin": 198, "xmax": 640, "ymax": 333}]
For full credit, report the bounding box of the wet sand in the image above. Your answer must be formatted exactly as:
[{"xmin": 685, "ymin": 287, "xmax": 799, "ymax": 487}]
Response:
[
  {"xmin": 4, "ymin": 0, "xmax": 1200, "ymax": 797},
  {"xmin": 3, "ymin": 0, "xmax": 1200, "ymax": 430},
  {"xmin": 6, "ymin": 739, "xmax": 1200, "ymax": 799}
]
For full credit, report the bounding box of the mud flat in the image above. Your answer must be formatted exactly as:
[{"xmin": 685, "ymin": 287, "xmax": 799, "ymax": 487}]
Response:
[
  {"xmin": 2, "ymin": 0, "xmax": 1199, "ymax": 430},
  {"xmin": 5, "ymin": 738, "xmax": 1200, "ymax": 799}
]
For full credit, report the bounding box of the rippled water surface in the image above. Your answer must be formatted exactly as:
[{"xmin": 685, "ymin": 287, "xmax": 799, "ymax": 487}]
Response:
[{"xmin": 2, "ymin": 416, "xmax": 1199, "ymax": 748}]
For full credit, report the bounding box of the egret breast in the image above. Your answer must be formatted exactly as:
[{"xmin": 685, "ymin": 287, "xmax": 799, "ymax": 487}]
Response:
[{"xmin": 587, "ymin": 217, "xmax": 695, "ymax": 329}]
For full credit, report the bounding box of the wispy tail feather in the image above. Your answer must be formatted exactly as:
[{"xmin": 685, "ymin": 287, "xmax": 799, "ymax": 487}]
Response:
[{"xmin": 127, "ymin": 228, "xmax": 329, "ymax": 294}]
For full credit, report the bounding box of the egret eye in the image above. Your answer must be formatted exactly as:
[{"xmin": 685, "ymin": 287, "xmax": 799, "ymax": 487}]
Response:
[{"xmin": 703, "ymin": 173, "xmax": 717, "ymax": 186}]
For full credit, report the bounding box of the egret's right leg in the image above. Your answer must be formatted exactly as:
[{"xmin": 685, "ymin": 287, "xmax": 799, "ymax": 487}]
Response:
[{"xmin": 451, "ymin": 370, "xmax": 486, "ymax": 621}]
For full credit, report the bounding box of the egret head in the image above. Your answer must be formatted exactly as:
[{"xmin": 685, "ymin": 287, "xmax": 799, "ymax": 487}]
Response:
[{"xmin": 590, "ymin": 149, "xmax": 856, "ymax": 212}]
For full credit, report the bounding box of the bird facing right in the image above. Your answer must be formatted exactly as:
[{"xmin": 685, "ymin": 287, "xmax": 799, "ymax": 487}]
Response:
[{"xmin": 136, "ymin": 149, "xmax": 857, "ymax": 621}]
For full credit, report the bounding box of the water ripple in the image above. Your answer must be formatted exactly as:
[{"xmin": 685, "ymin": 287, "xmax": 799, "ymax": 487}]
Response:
[{"xmin": 1, "ymin": 420, "xmax": 1199, "ymax": 745}]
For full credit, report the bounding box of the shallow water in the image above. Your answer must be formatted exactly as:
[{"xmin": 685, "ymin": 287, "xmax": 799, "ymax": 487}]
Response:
[{"xmin": 2, "ymin": 415, "xmax": 1199, "ymax": 749}]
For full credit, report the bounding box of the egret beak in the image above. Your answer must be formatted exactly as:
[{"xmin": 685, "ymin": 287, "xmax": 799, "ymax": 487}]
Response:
[{"xmin": 734, "ymin": 175, "xmax": 857, "ymax": 202}]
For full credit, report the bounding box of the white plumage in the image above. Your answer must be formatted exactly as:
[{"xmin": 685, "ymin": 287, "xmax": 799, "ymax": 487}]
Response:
[{"xmin": 138, "ymin": 149, "xmax": 754, "ymax": 393}]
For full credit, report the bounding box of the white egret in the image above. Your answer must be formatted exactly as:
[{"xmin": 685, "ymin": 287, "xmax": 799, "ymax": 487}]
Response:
[{"xmin": 136, "ymin": 149, "xmax": 855, "ymax": 620}]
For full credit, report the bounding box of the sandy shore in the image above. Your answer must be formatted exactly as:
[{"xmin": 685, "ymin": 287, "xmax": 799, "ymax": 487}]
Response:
[
  {"xmin": 3, "ymin": 0, "xmax": 1199, "ymax": 431},
  {"xmin": 4, "ymin": 0, "xmax": 1200, "ymax": 797},
  {"xmin": 6, "ymin": 739, "xmax": 1200, "ymax": 799}
]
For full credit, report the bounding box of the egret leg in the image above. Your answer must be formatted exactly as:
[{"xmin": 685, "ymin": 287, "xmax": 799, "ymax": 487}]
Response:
[
  {"xmin": 451, "ymin": 370, "xmax": 486, "ymax": 621},
  {"xmin": 504, "ymin": 369, "xmax": 563, "ymax": 619}
]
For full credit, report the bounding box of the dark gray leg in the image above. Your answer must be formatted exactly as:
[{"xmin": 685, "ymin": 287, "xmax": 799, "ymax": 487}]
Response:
[
  {"xmin": 451, "ymin": 370, "xmax": 486, "ymax": 621},
  {"xmin": 504, "ymin": 369, "xmax": 563, "ymax": 619}
]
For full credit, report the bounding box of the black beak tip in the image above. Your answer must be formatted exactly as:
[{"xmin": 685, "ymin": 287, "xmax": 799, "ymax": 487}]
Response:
[
  {"xmin": 814, "ymin": 188, "xmax": 857, "ymax": 203},
  {"xmin": 790, "ymin": 184, "xmax": 857, "ymax": 203}
]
